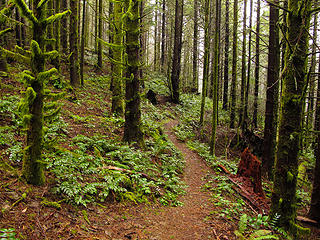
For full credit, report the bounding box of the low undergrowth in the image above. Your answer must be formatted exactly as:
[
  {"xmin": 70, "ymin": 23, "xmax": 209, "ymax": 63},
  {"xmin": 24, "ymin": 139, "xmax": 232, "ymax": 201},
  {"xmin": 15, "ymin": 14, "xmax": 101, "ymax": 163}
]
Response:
[{"xmin": 0, "ymin": 71, "xmax": 185, "ymax": 211}]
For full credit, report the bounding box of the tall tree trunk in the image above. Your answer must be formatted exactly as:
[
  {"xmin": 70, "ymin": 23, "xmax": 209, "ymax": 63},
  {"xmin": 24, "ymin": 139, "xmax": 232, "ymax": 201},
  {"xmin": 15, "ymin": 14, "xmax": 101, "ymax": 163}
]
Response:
[
  {"xmin": 230, "ymin": 0, "xmax": 238, "ymax": 128},
  {"xmin": 192, "ymin": 0, "xmax": 199, "ymax": 92},
  {"xmin": 53, "ymin": 0, "xmax": 61, "ymax": 72},
  {"xmin": 123, "ymin": 0, "xmax": 144, "ymax": 145},
  {"xmin": 153, "ymin": 0, "xmax": 158, "ymax": 71},
  {"xmin": 252, "ymin": 0, "xmax": 260, "ymax": 129},
  {"xmin": 244, "ymin": 0, "xmax": 253, "ymax": 125},
  {"xmin": 210, "ymin": 0, "xmax": 220, "ymax": 155},
  {"xmin": 170, "ymin": 0, "xmax": 183, "ymax": 104},
  {"xmin": 97, "ymin": 0, "xmax": 103, "ymax": 69},
  {"xmin": 270, "ymin": 0, "xmax": 312, "ymax": 235},
  {"xmin": 95, "ymin": 0, "xmax": 98, "ymax": 53},
  {"xmin": 308, "ymin": 52, "xmax": 320, "ymax": 223},
  {"xmin": 80, "ymin": 0, "xmax": 86, "ymax": 86},
  {"xmin": 111, "ymin": 0, "xmax": 124, "ymax": 115},
  {"xmin": 15, "ymin": 7, "xmax": 21, "ymax": 47},
  {"xmin": 46, "ymin": 0, "xmax": 54, "ymax": 51},
  {"xmin": 61, "ymin": 0, "xmax": 68, "ymax": 53},
  {"xmin": 70, "ymin": 0, "xmax": 80, "ymax": 86},
  {"xmin": 262, "ymin": 0, "xmax": 280, "ymax": 178},
  {"xmin": 222, "ymin": 0, "xmax": 229, "ymax": 110},
  {"xmin": 306, "ymin": 13, "xmax": 317, "ymax": 141},
  {"xmin": 239, "ymin": 0, "xmax": 247, "ymax": 129},
  {"xmin": 199, "ymin": 0, "xmax": 211, "ymax": 126},
  {"xmin": 160, "ymin": 0, "xmax": 166, "ymax": 72}
]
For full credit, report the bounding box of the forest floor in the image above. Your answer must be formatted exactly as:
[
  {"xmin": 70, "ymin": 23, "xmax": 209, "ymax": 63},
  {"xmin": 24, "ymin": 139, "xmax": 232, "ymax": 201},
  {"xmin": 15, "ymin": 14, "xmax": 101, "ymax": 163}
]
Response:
[{"xmin": 1, "ymin": 66, "xmax": 320, "ymax": 239}]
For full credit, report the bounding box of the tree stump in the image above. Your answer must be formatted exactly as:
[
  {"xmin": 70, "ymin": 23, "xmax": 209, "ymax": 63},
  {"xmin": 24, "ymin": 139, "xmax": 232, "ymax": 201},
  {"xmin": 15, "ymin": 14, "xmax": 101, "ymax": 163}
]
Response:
[{"xmin": 236, "ymin": 148, "xmax": 264, "ymax": 197}]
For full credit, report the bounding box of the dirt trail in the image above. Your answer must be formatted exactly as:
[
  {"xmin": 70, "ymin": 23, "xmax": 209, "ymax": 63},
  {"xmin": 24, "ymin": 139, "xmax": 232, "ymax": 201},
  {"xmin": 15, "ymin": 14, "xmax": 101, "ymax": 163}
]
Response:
[{"xmin": 139, "ymin": 120, "xmax": 229, "ymax": 239}]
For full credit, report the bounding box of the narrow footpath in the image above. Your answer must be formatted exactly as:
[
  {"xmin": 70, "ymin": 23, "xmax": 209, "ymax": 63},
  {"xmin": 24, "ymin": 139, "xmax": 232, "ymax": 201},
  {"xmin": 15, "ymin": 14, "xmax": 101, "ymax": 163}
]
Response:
[{"xmin": 139, "ymin": 120, "xmax": 234, "ymax": 239}]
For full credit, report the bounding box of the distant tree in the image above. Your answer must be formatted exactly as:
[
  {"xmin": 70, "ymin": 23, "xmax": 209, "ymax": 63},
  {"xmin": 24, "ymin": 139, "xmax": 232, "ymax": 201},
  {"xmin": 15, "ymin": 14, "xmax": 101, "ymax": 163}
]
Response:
[
  {"xmin": 170, "ymin": 0, "xmax": 183, "ymax": 103},
  {"xmin": 61, "ymin": 0, "xmax": 68, "ymax": 53},
  {"xmin": 222, "ymin": 0, "xmax": 229, "ymax": 110},
  {"xmin": 306, "ymin": 13, "xmax": 318, "ymax": 139},
  {"xmin": 199, "ymin": 0, "xmax": 211, "ymax": 126},
  {"xmin": 123, "ymin": 0, "xmax": 144, "ymax": 145},
  {"xmin": 270, "ymin": 0, "xmax": 313, "ymax": 235},
  {"xmin": 262, "ymin": 0, "xmax": 280, "ymax": 178},
  {"xmin": 111, "ymin": 0, "xmax": 124, "ymax": 115},
  {"xmin": 244, "ymin": 0, "xmax": 253, "ymax": 124},
  {"xmin": 308, "ymin": 52, "xmax": 320, "ymax": 223},
  {"xmin": 97, "ymin": 0, "xmax": 103, "ymax": 69},
  {"xmin": 70, "ymin": 0, "xmax": 80, "ymax": 86},
  {"xmin": 210, "ymin": 0, "xmax": 220, "ymax": 155},
  {"xmin": 252, "ymin": 0, "xmax": 260, "ymax": 129},
  {"xmin": 192, "ymin": 0, "xmax": 199, "ymax": 92},
  {"xmin": 80, "ymin": 0, "xmax": 86, "ymax": 86},
  {"xmin": 160, "ymin": 0, "xmax": 166, "ymax": 72},
  {"xmin": 239, "ymin": 0, "xmax": 247, "ymax": 129},
  {"xmin": 230, "ymin": 0, "xmax": 238, "ymax": 128},
  {"xmin": 53, "ymin": 0, "xmax": 61, "ymax": 72}
]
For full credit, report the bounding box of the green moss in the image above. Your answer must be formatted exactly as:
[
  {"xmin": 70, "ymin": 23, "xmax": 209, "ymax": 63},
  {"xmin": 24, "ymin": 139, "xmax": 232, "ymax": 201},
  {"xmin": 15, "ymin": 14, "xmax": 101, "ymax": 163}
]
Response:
[
  {"xmin": 287, "ymin": 171, "xmax": 294, "ymax": 183},
  {"xmin": 40, "ymin": 199, "xmax": 61, "ymax": 210}
]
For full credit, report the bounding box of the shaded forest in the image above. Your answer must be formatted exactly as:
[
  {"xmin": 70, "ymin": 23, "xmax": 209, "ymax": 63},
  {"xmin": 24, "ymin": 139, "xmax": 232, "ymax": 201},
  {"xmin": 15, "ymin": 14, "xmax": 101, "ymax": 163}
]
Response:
[{"xmin": 1, "ymin": 0, "xmax": 320, "ymax": 239}]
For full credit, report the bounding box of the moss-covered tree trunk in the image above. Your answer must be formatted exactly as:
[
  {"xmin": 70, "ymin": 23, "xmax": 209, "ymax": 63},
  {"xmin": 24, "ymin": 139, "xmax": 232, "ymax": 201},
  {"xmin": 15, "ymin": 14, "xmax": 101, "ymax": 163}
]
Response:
[
  {"xmin": 262, "ymin": 0, "xmax": 280, "ymax": 178},
  {"xmin": 199, "ymin": 0, "xmax": 211, "ymax": 126},
  {"xmin": 21, "ymin": 0, "xmax": 47, "ymax": 185},
  {"xmin": 252, "ymin": 0, "xmax": 260, "ymax": 129},
  {"xmin": 0, "ymin": 0, "xmax": 8, "ymax": 73},
  {"xmin": 270, "ymin": 0, "xmax": 312, "ymax": 235},
  {"xmin": 123, "ymin": 0, "xmax": 144, "ymax": 145},
  {"xmin": 69, "ymin": 0, "xmax": 80, "ymax": 86},
  {"xmin": 229, "ymin": 0, "xmax": 238, "ymax": 128},
  {"xmin": 170, "ymin": 0, "xmax": 183, "ymax": 104},
  {"xmin": 222, "ymin": 0, "xmax": 229, "ymax": 110},
  {"xmin": 14, "ymin": 0, "xmax": 69, "ymax": 185},
  {"xmin": 111, "ymin": 0, "xmax": 124, "ymax": 115},
  {"xmin": 308, "ymin": 52, "xmax": 320, "ymax": 223}
]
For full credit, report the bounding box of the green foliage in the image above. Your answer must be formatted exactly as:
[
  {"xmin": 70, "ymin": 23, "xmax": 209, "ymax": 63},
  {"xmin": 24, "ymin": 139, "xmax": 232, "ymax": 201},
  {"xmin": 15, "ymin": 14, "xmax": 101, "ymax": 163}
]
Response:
[
  {"xmin": 0, "ymin": 228, "xmax": 19, "ymax": 240},
  {"xmin": 145, "ymin": 73, "xmax": 170, "ymax": 95},
  {"xmin": 45, "ymin": 124, "xmax": 185, "ymax": 206},
  {"xmin": 234, "ymin": 214, "xmax": 279, "ymax": 240}
]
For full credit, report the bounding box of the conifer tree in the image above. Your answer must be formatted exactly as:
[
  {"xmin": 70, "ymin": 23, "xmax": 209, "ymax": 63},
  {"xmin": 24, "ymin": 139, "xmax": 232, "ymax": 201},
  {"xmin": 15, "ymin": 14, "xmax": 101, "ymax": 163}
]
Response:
[
  {"xmin": 199, "ymin": 0, "xmax": 211, "ymax": 126},
  {"xmin": 308, "ymin": 52, "xmax": 320, "ymax": 223},
  {"xmin": 239, "ymin": 0, "xmax": 247, "ymax": 129},
  {"xmin": 210, "ymin": 0, "xmax": 220, "ymax": 155},
  {"xmin": 97, "ymin": 0, "xmax": 103, "ymax": 69},
  {"xmin": 111, "ymin": 0, "xmax": 124, "ymax": 115},
  {"xmin": 123, "ymin": 0, "xmax": 144, "ymax": 145},
  {"xmin": 262, "ymin": 0, "xmax": 280, "ymax": 178},
  {"xmin": 192, "ymin": 0, "xmax": 199, "ymax": 91},
  {"xmin": 222, "ymin": 0, "xmax": 229, "ymax": 110},
  {"xmin": 252, "ymin": 0, "xmax": 260, "ymax": 129},
  {"xmin": 170, "ymin": 0, "xmax": 183, "ymax": 104},
  {"xmin": 7, "ymin": 0, "xmax": 70, "ymax": 185},
  {"xmin": 270, "ymin": 1, "xmax": 314, "ymax": 235},
  {"xmin": 230, "ymin": 0, "xmax": 238, "ymax": 128},
  {"xmin": 69, "ymin": 0, "xmax": 80, "ymax": 86}
]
